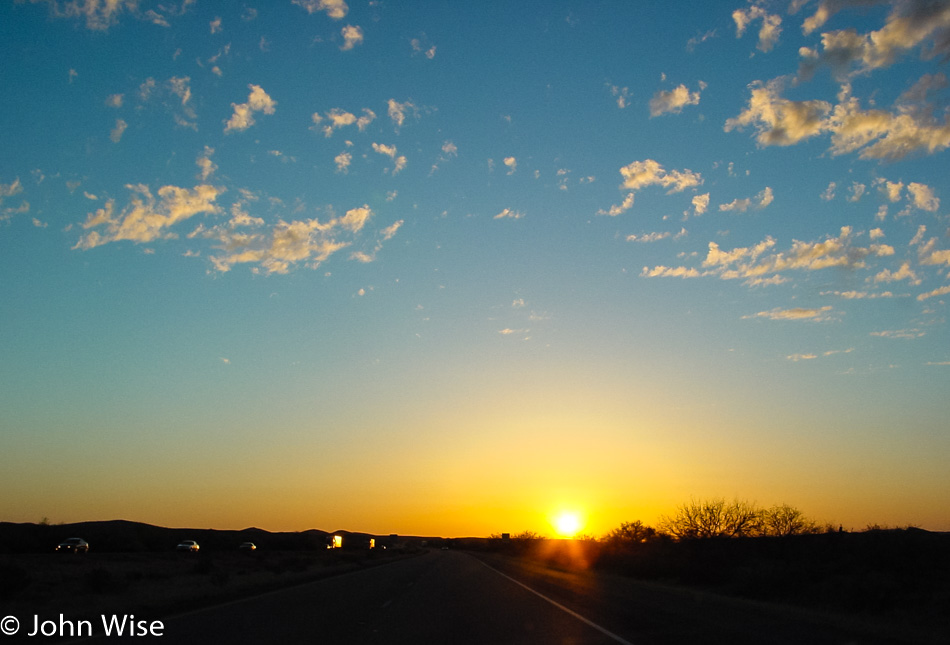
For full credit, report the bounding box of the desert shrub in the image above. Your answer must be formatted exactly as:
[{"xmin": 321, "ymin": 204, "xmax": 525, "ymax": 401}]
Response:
[{"xmin": 603, "ymin": 520, "xmax": 657, "ymax": 546}]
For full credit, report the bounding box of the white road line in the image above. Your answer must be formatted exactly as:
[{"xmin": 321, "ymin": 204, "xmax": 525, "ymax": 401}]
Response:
[{"xmin": 476, "ymin": 559, "xmax": 636, "ymax": 645}]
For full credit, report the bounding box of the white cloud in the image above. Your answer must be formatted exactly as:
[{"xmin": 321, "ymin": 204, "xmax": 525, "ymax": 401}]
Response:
[
  {"xmin": 821, "ymin": 182, "xmax": 837, "ymax": 201},
  {"xmin": 691, "ymin": 193, "xmax": 710, "ymax": 216},
  {"xmin": 640, "ymin": 265, "xmax": 702, "ymax": 278},
  {"xmin": 609, "ymin": 85, "xmax": 631, "ymax": 109},
  {"xmin": 210, "ymin": 17, "xmax": 222, "ymax": 34},
  {"xmin": 917, "ymin": 285, "xmax": 950, "ymax": 301},
  {"xmin": 719, "ymin": 187, "xmax": 774, "ymax": 212},
  {"xmin": 494, "ymin": 208, "xmax": 524, "ymax": 220},
  {"xmin": 907, "ymin": 182, "xmax": 939, "ymax": 211},
  {"xmin": 598, "ymin": 192, "xmax": 635, "ymax": 217},
  {"xmin": 666, "ymin": 228, "xmax": 875, "ymax": 282},
  {"xmin": 744, "ymin": 306, "xmax": 834, "ymax": 321},
  {"xmin": 733, "ymin": 5, "xmax": 783, "ymax": 52},
  {"xmin": 799, "ymin": 1, "xmax": 950, "ymax": 79},
  {"xmin": 725, "ymin": 78, "xmax": 831, "ymax": 146},
  {"xmin": 196, "ymin": 147, "xmax": 217, "ymax": 181},
  {"xmin": 504, "ymin": 157, "xmax": 517, "ymax": 175},
  {"xmin": 372, "ymin": 142, "xmax": 397, "ymax": 158},
  {"xmin": 874, "ymin": 261, "xmax": 920, "ymax": 285},
  {"xmin": 105, "ymin": 93, "xmax": 123, "ymax": 108},
  {"xmin": 649, "ymin": 83, "xmax": 704, "ymax": 117},
  {"xmin": 0, "ymin": 177, "xmax": 27, "ymax": 222},
  {"xmin": 687, "ymin": 29, "xmax": 717, "ymax": 51},
  {"xmin": 313, "ymin": 108, "xmax": 375, "ymax": 137},
  {"xmin": 410, "ymin": 37, "xmax": 437, "ymax": 59},
  {"xmin": 878, "ymin": 179, "xmax": 904, "ymax": 202},
  {"xmin": 340, "ymin": 25, "xmax": 363, "ymax": 50},
  {"xmin": 619, "ymin": 159, "xmax": 703, "ymax": 193},
  {"xmin": 847, "ymin": 182, "xmax": 866, "ymax": 202},
  {"xmin": 822, "ymin": 290, "xmax": 894, "ymax": 299},
  {"xmin": 334, "ymin": 151, "xmax": 352, "ymax": 173},
  {"xmin": 43, "ymin": 0, "xmax": 142, "ymax": 31},
  {"xmin": 292, "ymin": 0, "xmax": 348, "ymax": 19},
  {"xmin": 918, "ymin": 237, "xmax": 950, "ymax": 266},
  {"xmin": 388, "ymin": 99, "xmax": 416, "ymax": 131},
  {"xmin": 75, "ymin": 184, "xmax": 224, "ymax": 250},
  {"xmin": 627, "ymin": 229, "xmax": 685, "ymax": 243},
  {"xmin": 727, "ymin": 76, "xmax": 950, "ymax": 160},
  {"xmin": 225, "ymin": 84, "xmax": 276, "ymax": 133},
  {"xmin": 372, "ymin": 143, "xmax": 405, "ymax": 174},
  {"xmin": 870, "ymin": 328, "xmax": 926, "ymax": 339},
  {"xmin": 110, "ymin": 119, "xmax": 127, "ymax": 143},
  {"xmin": 206, "ymin": 204, "xmax": 372, "ymax": 274},
  {"xmin": 381, "ymin": 220, "xmax": 403, "ymax": 240}
]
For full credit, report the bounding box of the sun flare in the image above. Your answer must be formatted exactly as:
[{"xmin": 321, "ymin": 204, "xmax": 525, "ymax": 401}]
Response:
[{"xmin": 552, "ymin": 511, "xmax": 584, "ymax": 538}]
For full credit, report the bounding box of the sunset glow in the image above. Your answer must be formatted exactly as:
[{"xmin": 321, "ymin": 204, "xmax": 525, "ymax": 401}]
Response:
[
  {"xmin": 552, "ymin": 512, "xmax": 585, "ymax": 539},
  {"xmin": 2, "ymin": 1, "xmax": 949, "ymax": 538}
]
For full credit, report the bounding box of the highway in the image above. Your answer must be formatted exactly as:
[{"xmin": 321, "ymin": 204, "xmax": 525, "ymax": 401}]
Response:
[{"xmin": 148, "ymin": 549, "xmax": 920, "ymax": 644}]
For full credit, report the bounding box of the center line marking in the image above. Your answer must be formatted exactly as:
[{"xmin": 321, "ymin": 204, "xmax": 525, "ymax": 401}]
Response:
[{"xmin": 476, "ymin": 559, "xmax": 635, "ymax": 645}]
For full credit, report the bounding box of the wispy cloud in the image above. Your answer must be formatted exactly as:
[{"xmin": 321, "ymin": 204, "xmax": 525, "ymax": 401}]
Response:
[
  {"xmin": 870, "ymin": 328, "xmax": 926, "ymax": 339},
  {"xmin": 643, "ymin": 226, "xmax": 907, "ymax": 288},
  {"xmin": 0, "ymin": 177, "xmax": 27, "ymax": 222},
  {"xmin": 744, "ymin": 306, "xmax": 835, "ymax": 321},
  {"xmin": 74, "ymin": 184, "xmax": 224, "ymax": 250},
  {"xmin": 110, "ymin": 119, "xmax": 127, "ymax": 143},
  {"xmin": 205, "ymin": 204, "xmax": 373, "ymax": 275}
]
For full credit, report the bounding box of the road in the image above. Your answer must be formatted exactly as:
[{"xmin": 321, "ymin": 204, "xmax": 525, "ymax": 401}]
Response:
[{"xmin": 130, "ymin": 550, "xmax": 924, "ymax": 644}]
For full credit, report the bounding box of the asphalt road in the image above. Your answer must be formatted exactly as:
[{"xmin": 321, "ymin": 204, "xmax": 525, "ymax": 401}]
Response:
[{"xmin": 121, "ymin": 550, "xmax": 925, "ymax": 644}]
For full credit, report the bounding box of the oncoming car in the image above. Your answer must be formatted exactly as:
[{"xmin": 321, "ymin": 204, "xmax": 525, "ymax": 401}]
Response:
[
  {"xmin": 55, "ymin": 537, "xmax": 89, "ymax": 553},
  {"xmin": 238, "ymin": 542, "xmax": 257, "ymax": 551},
  {"xmin": 176, "ymin": 540, "xmax": 200, "ymax": 552}
]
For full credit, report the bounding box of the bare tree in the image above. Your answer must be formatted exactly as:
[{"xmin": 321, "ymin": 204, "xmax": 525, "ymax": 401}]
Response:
[
  {"xmin": 659, "ymin": 498, "xmax": 763, "ymax": 539},
  {"xmin": 761, "ymin": 504, "xmax": 818, "ymax": 536}
]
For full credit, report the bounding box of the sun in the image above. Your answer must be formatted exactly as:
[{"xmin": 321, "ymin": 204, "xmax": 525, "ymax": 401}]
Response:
[{"xmin": 552, "ymin": 511, "xmax": 584, "ymax": 538}]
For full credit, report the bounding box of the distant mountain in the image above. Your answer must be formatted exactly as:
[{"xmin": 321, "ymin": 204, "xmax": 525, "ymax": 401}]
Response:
[{"xmin": 0, "ymin": 520, "xmax": 333, "ymax": 554}]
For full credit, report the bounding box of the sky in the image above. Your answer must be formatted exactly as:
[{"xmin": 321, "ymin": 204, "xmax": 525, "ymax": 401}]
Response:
[{"xmin": 1, "ymin": 0, "xmax": 949, "ymax": 538}]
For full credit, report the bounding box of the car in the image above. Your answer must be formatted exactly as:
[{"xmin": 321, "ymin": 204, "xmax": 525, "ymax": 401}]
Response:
[
  {"xmin": 55, "ymin": 537, "xmax": 89, "ymax": 553},
  {"xmin": 176, "ymin": 540, "xmax": 199, "ymax": 552},
  {"xmin": 238, "ymin": 542, "xmax": 257, "ymax": 551}
]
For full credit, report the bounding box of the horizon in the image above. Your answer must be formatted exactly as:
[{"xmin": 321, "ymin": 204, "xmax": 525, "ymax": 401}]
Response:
[{"xmin": 2, "ymin": 0, "xmax": 949, "ymax": 538}]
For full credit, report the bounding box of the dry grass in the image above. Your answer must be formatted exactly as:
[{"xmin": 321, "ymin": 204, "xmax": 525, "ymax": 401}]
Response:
[{"xmin": 1, "ymin": 548, "xmax": 406, "ymax": 625}]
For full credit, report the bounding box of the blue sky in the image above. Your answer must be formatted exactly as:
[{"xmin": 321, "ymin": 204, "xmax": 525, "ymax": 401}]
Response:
[{"xmin": 2, "ymin": 0, "xmax": 949, "ymax": 536}]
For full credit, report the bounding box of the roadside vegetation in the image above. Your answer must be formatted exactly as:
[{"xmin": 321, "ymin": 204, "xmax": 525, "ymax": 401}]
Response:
[{"xmin": 475, "ymin": 498, "xmax": 950, "ymax": 637}]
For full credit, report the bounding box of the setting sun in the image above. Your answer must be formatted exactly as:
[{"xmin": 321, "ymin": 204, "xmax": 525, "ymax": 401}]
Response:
[{"xmin": 552, "ymin": 511, "xmax": 584, "ymax": 538}]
